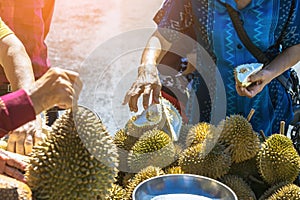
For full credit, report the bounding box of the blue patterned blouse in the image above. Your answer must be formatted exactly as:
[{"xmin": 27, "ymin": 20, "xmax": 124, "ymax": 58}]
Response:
[{"xmin": 154, "ymin": 0, "xmax": 300, "ymax": 136}]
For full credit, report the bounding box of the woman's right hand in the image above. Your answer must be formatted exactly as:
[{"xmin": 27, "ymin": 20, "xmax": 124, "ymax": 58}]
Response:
[{"xmin": 123, "ymin": 63, "xmax": 162, "ymax": 112}]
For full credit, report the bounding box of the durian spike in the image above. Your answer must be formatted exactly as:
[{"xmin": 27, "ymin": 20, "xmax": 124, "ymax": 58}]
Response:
[
  {"xmin": 280, "ymin": 121, "xmax": 285, "ymax": 135},
  {"xmin": 259, "ymin": 130, "xmax": 267, "ymax": 142},
  {"xmin": 246, "ymin": 108, "xmax": 255, "ymax": 122}
]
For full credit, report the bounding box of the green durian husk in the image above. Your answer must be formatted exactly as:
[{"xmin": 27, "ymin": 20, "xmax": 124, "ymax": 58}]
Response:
[
  {"xmin": 221, "ymin": 175, "xmax": 257, "ymax": 200},
  {"xmin": 219, "ymin": 115, "xmax": 260, "ymax": 163},
  {"xmin": 128, "ymin": 129, "xmax": 176, "ymax": 172},
  {"xmin": 259, "ymin": 182, "xmax": 300, "ymax": 200},
  {"xmin": 104, "ymin": 184, "xmax": 126, "ymax": 200},
  {"xmin": 25, "ymin": 106, "xmax": 119, "ymax": 200},
  {"xmin": 186, "ymin": 122, "xmax": 221, "ymax": 147},
  {"xmin": 125, "ymin": 166, "xmax": 165, "ymax": 200},
  {"xmin": 257, "ymin": 134, "xmax": 300, "ymax": 185},
  {"xmin": 178, "ymin": 142, "xmax": 231, "ymax": 179}
]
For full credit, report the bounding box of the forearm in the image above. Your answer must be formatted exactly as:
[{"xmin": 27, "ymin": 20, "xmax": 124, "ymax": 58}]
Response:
[
  {"xmin": 0, "ymin": 34, "xmax": 34, "ymax": 91},
  {"xmin": 265, "ymin": 44, "xmax": 300, "ymax": 79},
  {"xmin": 140, "ymin": 31, "xmax": 171, "ymax": 66}
]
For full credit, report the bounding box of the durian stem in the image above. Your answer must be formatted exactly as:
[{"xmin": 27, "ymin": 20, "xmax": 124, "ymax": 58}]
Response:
[
  {"xmin": 280, "ymin": 121, "xmax": 285, "ymax": 135},
  {"xmin": 259, "ymin": 130, "xmax": 267, "ymax": 142},
  {"xmin": 247, "ymin": 109, "xmax": 255, "ymax": 122}
]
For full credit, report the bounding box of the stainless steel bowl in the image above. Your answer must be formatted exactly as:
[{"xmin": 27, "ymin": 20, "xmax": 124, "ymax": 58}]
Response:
[{"xmin": 133, "ymin": 174, "xmax": 237, "ymax": 200}]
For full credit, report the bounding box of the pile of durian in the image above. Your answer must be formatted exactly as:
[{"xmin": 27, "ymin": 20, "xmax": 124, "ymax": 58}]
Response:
[
  {"xmin": 110, "ymin": 104, "xmax": 300, "ymax": 200},
  {"xmin": 1, "ymin": 100, "xmax": 300, "ymax": 200}
]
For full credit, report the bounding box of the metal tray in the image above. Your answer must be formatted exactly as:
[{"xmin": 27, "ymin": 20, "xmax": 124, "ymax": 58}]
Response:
[{"xmin": 133, "ymin": 174, "xmax": 237, "ymax": 200}]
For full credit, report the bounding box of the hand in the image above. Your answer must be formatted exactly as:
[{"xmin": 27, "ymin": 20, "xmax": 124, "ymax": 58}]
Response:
[
  {"xmin": 123, "ymin": 64, "xmax": 162, "ymax": 112},
  {"xmin": 7, "ymin": 115, "xmax": 46, "ymax": 155},
  {"xmin": 27, "ymin": 67, "xmax": 83, "ymax": 114},
  {"xmin": 236, "ymin": 68, "xmax": 273, "ymax": 98},
  {"xmin": 0, "ymin": 149, "xmax": 29, "ymax": 182}
]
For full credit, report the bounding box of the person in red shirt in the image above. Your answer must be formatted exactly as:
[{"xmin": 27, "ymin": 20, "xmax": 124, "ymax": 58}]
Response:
[
  {"xmin": 0, "ymin": 0, "xmax": 55, "ymax": 79},
  {"xmin": 0, "ymin": 17, "xmax": 82, "ymax": 182},
  {"xmin": 0, "ymin": 0, "xmax": 57, "ymax": 155}
]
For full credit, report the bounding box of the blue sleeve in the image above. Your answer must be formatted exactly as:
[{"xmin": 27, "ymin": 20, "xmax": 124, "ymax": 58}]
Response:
[
  {"xmin": 153, "ymin": 0, "xmax": 195, "ymax": 42},
  {"xmin": 281, "ymin": 0, "xmax": 300, "ymax": 50}
]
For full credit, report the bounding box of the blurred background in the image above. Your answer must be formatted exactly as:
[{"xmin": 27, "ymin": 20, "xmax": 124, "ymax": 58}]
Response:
[{"xmin": 46, "ymin": 0, "xmax": 299, "ymax": 134}]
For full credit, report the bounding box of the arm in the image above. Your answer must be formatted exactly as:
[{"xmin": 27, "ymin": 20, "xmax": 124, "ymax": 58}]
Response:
[
  {"xmin": 236, "ymin": 44, "xmax": 300, "ymax": 98},
  {"xmin": 0, "ymin": 26, "xmax": 38, "ymax": 155},
  {"xmin": 0, "ymin": 68, "xmax": 82, "ymax": 137},
  {"xmin": 0, "ymin": 34, "xmax": 34, "ymax": 91},
  {"xmin": 122, "ymin": 31, "xmax": 171, "ymax": 112}
]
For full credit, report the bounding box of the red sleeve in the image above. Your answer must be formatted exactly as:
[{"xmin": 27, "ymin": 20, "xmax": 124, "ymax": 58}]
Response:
[{"xmin": 0, "ymin": 89, "xmax": 36, "ymax": 137}]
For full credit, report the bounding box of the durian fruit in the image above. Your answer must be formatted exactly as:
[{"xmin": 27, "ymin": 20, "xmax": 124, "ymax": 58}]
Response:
[
  {"xmin": 259, "ymin": 183, "xmax": 300, "ymax": 200},
  {"xmin": 221, "ymin": 175, "xmax": 257, "ymax": 200},
  {"xmin": 113, "ymin": 129, "xmax": 138, "ymax": 151},
  {"xmin": 234, "ymin": 63, "xmax": 263, "ymax": 87},
  {"xmin": 25, "ymin": 106, "xmax": 119, "ymax": 200},
  {"xmin": 104, "ymin": 184, "xmax": 126, "ymax": 200},
  {"xmin": 219, "ymin": 113, "xmax": 260, "ymax": 163},
  {"xmin": 0, "ymin": 174, "xmax": 32, "ymax": 200},
  {"xmin": 125, "ymin": 166, "xmax": 165, "ymax": 200},
  {"xmin": 124, "ymin": 102, "xmax": 166, "ymax": 138},
  {"xmin": 257, "ymin": 133, "xmax": 300, "ymax": 185},
  {"xmin": 185, "ymin": 122, "xmax": 220, "ymax": 147},
  {"xmin": 258, "ymin": 182, "xmax": 289, "ymax": 200},
  {"xmin": 164, "ymin": 166, "xmax": 185, "ymax": 174},
  {"xmin": 113, "ymin": 128, "xmax": 138, "ymax": 172},
  {"xmin": 128, "ymin": 129, "xmax": 176, "ymax": 172},
  {"xmin": 125, "ymin": 97, "xmax": 182, "ymax": 141},
  {"xmin": 178, "ymin": 142, "xmax": 231, "ymax": 179},
  {"xmin": 229, "ymin": 156, "xmax": 268, "ymax": 198}
]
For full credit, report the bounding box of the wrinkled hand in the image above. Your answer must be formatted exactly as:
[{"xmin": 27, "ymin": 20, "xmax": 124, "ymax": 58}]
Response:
[
  {"xmin": 123, "ymin": 64, "xmax": 162, "ymax": 112},
  {"xmin": 0, "ymin": 149, "xmax": 29, "ymax": 182},
  {"xmin": 236, "ymin": 68, "xmax": 273, "ymax": 98},
  {"xmin": 7, "ymin": 115, "xmax": 45, "ymax": 155},
  {"xmin": 28, "ymin": 67, "xmax": 83, "ymax": 115}
]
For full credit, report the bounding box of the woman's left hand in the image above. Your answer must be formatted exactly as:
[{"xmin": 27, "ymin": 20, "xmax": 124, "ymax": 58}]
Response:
[{"xmin": 236, "ymin": 68, "xmax": 273, "ymax": 98}]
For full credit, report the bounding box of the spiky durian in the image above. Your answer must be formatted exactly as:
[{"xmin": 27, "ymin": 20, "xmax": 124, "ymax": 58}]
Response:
[
  {"xmin": 25, "ymin": 106, "xmax": 119, "ymax": 200},
  {"xmin": 178, "ymin": 142, "xmax": 231, "ymax": 179},
  {"xmin": 113, "ymin": 129, "xmax": 138, "ymax": 151},
  {"xmin": 228, "ymin": 156, "xmax": 267, "ymax": 197},
  {"xmin": 0, "ymin": 174, "xmax": 32, "ymax": 200},
  {"xmin": 219, "ymin": 115, "xmax": 260, "ymax": 163},
  {"xmin": 186, "ymin": 122, "xmax": 220, "ymax": 147},
  {"xmin": 164, "ymin": 166, "xmax": 185, "ymax": 174},
  {"xmin": 257, "ymin": 134, "xmax": 300, "ymax": 185},
  {"xmin": 105, "ymin": 184, "xmax": 126, "ymax": 200},
  {"xmin": 113, "ymin": 129, "xmax": 138, "ymax": 172},
  {"xmin": 125, "ymin": 166, "xmax": 165, "ymax": 200},
  {"xmin": 221, "ymin": 175, "xmax": 257, "ymax": 200},
  {"xmin": 258, "ymin": 182, "xmax": 290, "ymax": 200},
  {"xmin": 260, "ymin": 183, "xmax": 300, "ymax": 200},
  {"xmin": 128, "ymin": 129, "xmax": 176, "ymax": 172}
]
